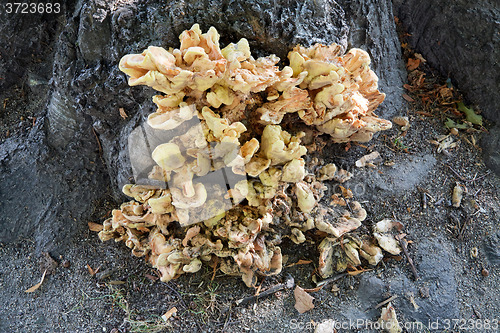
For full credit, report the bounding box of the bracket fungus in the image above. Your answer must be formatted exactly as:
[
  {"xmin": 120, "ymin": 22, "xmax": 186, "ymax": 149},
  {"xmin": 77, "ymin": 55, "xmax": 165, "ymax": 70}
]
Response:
[{"xmin": 97, "ymin": 25, "xmax": 393, "ymax": 287}]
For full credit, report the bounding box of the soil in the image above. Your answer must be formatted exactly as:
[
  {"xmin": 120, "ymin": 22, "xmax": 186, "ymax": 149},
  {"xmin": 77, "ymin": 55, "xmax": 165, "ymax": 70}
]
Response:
[
  {"xmin": 1, "ymin": 95, "xmax": 499, "ymax": 332},
  {"xmin": 1, "ymin": 4, "xmax": 499, "ymax": 333}
]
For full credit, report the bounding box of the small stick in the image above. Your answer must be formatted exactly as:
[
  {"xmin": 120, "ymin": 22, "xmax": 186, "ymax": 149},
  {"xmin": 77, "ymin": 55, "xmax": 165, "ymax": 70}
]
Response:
[
  {"xmin": 222, "ymin": 304, "xmax": 232, "ymax": 331},
  {"xmin": 421, "ymin": 191, "xmax": 427, "ymax": 209},
  {"xmin": 315, "ymin": 272, "xmax": 349, "ymax": 287},
  {"xmin": 446, "ymin": 165, "xmax": 491, "ymax": 183},
  {"xmin": 446, "ymin": 164, "xmax": 466, "ymax": 181},
  {"xmin": 473, "ymin": 305, "xmax": 482, "ymax": 319},
  {"xmin": 374, "ymin": 295, "xmax": 398, "ymax": 309},
  {"xmin": 458, "ymin": 216, "xmax": 472, "ymax": 239},
  {"xmin": 91, "ymin": 127, "xmax": 102, "ymax": 154},
  {"xmin": 234, "ymin": 276, "xmax": 294, "ymax": 306},
  {"xmin": 395, "ymin": 234, "xmax": 419, "ymax": 280},
  {"xmin": 474, "ymin": 171, "xmax": 491, "ymax": 181}
]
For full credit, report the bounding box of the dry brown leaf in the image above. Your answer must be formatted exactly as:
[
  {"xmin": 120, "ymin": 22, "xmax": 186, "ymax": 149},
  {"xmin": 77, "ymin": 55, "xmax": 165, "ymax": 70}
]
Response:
[
  {"xmin": 406, "ymin": 58, "xmax": 421, "ymax": 71},
  {"xmin": 294, "ymin": 286, "xmax": 314, "ymax": 313},
  {"xmin": 416, "ymin": 111, "xmax": 433, "ymax": 117},
  {"xmin": 87, "ymin": 264, "xmax": 95, "ymax": 276},
  {"xmin": 402, "ymin": 94, "xmax": 415, "ymax": 102},
  {"xmin": 303, "ymin": 285, "xmax": 324, "ymax": 293},
  {"xmin": 286, "ymin": 259, "xmax": 313, "ymax": 268},
  {"xmin": 145, "ymin": 273, "xmax": 159, "ymax": 281},
  {"xmin": 119, "ymin": 107, "xmax": 128, "ymax": 119},
  {"xmin": 161, "ymin": 307, "xmax": 178, "ymax": 321},
  {"xmin": 403, "ymin": 83, "xmax": 413, "ymax": 91},
  {"xmin": 88, "ymin": 222, "xmax": 103, "ymax": 232},
  {"xmin": 25, "ymin": 269, "xmax": 47, "ymax": 293}
]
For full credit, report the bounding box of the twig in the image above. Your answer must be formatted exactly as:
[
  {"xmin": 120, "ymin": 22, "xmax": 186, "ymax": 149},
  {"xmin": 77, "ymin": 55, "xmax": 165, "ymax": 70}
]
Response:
[
  {"xmin": 315, "ymin": 272, "xmax": 349, "ymax": 287},
  {"xmin": 446, "ymin": 164, "xmax": 491, "ymax": 184},
  {"xmin": 395, "ymin": 234, "xmax": 419, "ymax": 280},
  {"xmin": 374, "ymin": 295, "xmax": 398, "ymax": 309},
  {"xmin": 234, "ymin": 276, "xmax": 294, "ymax": 306},
  {"xmin": 473, "ymin": 305, "xmax": 482, "ymax": 319},
  {"xmin": 474, "ymin": 171, "xmax": 491, "ymax": 181},
  {"xmin": 421, "ymin": 191, "xmax": 427, "ymax": 209},
  {"xmin": 222, "ymin": 304, "xmax": 232, "ymax": 331},
  {"xmin": 458, "ymin": 215, "xmax": 472, "ymax": 239},
  {"xmin": 446, "ymin": 164, "xmax": 466, "ymax": 181},
  {"xmin": 91, "ymin": 127, "xmax": 102, "ymax": 154}
]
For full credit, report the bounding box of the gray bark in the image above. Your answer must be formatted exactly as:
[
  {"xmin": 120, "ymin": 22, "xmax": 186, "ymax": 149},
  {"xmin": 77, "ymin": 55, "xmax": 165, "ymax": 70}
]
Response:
[
  {"xmin": 0, "ymin": 0, "xmax": 405, "ymax": 251},
  {"xmin": 393, "ymin": 0, "xmax": 500, "ymax": 175}
]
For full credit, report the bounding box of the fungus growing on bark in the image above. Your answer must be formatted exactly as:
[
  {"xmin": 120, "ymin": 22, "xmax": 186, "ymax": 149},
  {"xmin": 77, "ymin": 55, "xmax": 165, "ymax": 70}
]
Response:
[{"xmin": 96, "ymin": 24, "xmax": 393, "ymax": 286}]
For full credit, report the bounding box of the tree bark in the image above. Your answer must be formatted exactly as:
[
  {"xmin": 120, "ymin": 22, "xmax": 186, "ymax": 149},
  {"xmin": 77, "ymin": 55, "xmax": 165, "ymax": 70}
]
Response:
[{"xmin": 0, "ymin": 0, "xmax": 405, "ymax": 252}]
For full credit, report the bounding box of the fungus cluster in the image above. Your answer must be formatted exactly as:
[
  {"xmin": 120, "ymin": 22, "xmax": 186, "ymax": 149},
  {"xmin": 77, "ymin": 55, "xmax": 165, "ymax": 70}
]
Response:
[{"xmin": 98, "ymin": 25, "xmax": 393, "ymax": 287}]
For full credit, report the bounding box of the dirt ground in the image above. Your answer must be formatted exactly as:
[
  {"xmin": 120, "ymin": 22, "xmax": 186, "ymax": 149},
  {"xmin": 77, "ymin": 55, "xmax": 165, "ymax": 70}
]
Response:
[{"xmin": 1, "ymin": 21, "xmax": 499, "ymax": 333}]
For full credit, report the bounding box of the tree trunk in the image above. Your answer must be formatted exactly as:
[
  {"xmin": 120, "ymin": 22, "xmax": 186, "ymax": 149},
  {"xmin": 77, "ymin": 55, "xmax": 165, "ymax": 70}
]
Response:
[
  {"xmin": 0, "ymin": 0, "xmax": 405, "ymax": 251},
  {"xmin": 393, "ymin": 0, "xmax": 500, "ymax": 174}
]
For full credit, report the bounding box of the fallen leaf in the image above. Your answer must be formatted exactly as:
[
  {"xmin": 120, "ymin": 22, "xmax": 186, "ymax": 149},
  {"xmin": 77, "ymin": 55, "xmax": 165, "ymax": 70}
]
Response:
[
  {"xmin": 346, "ymin": 267, "xmax": 373, "ymax": 276},
  {"xmin": 436, "ymin": 135, "xmax": 457, "ymax": 153},
  {"xmin": 414, "ymin": 53, "xmax": 426, "ymax": 63},
  {"xmin": 161, "ymin": 307, "xmax": 177, "ymax": 321},
  {"xmin": 145, "ymin": 274, "xmax": 159, "ymax": 281},
  {"xmin": 406, "ymin": 58, "xmax": 421, "ymax": 71},
  {"xmin": 294, "ymin": 286, "xmax": 314, "ymax": 313},
  {"xmin": 438, "ymin": 86, "xmax": 453, "ymax": 101},
  {"xmin": 88, "ymin": 222, "xmax": 103, "ymax": 232},
  {"xmin": 87, "ymin": 264, "xmax": 95, "ymax": 276},
  {"xmin": 355, "ymin": 151, "xmax": 382, "ymax": 168},
  {"xmin": 392, "ymin": 116, "xmax": 410, "ymax": 131},
  {"xmin": 119, "ymin": 107, "xmax": 128, "ymax": 119},
  {"xmin": 40, "ymin": 251, "xmax": 58, "ymax": 275},
  {"xmin": 416, "ymin": 111, "xmax": 433, "ymax": 117},
  {"xmin": 403, "ymin": 83, "xmax": 413, "ymax": 91},
  {"xmin": 402, "ymin": 94, "xmax": 415, "ymax": 102},
  {"xmin": 452, "ymin": 184, "xmax": 463, "ymax": 208},
  {"xmin": 303, "ymin": 285, "xmax": 324, "ymax": 293},
  {"xmin": 444, "ymin": 118, "xmax": 468, "ymax": 129},
  {"xmin": 286, "ymin": 259, "xmax": 313, "ymax": 268},
  {"xmin": 25, "ymin": 270, "xmax": 47, "ymax": 293},
  {"xmin": 457, "ymin": 102, "xmax": 483, "ymax": 125}
]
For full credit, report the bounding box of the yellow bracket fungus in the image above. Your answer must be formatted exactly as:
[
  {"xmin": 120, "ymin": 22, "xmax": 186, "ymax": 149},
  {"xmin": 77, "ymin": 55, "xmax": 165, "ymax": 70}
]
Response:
[{"xmin": 98, "ymin": 24, "xmax": 394, "ymax": 287}]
